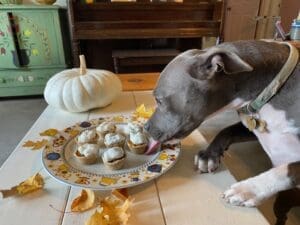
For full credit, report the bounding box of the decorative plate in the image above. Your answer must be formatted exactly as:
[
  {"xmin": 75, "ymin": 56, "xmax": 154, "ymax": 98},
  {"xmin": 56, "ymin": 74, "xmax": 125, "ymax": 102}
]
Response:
[{"xmin": 42, "ymin": 116, "xmax": 181, "ymax": 190}]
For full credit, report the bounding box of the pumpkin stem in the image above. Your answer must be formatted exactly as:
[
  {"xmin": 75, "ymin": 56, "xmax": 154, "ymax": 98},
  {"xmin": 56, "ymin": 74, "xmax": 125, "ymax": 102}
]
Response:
[{"xmin": 79, "ymin": 55, "xmax": 87, "ymax": 75}]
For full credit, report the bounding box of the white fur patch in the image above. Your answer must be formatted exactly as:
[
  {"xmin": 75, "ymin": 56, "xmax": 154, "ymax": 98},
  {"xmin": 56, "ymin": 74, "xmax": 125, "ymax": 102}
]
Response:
[
  {"xmin": 239, "ymin": 103, "xmax": 300, "ymax": 166},
  {"xmin": 223, "ymin": 164, "xmax": 292, "ymax": 207}
]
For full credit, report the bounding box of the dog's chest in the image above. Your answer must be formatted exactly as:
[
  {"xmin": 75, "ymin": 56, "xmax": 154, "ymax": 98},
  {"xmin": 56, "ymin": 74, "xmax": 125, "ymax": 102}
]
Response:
[{"xmin": 239, "ymin": 103, "xmax": 300, "ymax": 166}]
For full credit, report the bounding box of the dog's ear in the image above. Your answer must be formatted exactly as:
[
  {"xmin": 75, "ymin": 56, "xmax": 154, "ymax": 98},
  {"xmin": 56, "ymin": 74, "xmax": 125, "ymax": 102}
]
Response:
[{"xmin": 189, "ymin": 48, "xmax": 253, "ymax": 80}]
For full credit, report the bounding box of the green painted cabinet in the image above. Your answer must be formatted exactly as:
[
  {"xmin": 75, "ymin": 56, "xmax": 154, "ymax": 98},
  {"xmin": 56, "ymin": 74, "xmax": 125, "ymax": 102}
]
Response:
[{"xmin": 0, "ymin": 5, "xmax": 70, "ymax": 96}]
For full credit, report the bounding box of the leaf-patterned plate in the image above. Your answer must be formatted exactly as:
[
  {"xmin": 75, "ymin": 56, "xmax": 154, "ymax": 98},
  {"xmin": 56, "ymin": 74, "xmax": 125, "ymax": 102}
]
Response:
[{"xmin": 42, "ymin": 116, "xmax": 181, "ymax": 190}]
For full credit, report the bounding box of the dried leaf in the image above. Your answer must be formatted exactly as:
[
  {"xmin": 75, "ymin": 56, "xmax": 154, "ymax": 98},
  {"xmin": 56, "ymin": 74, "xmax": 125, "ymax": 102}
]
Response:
[
  {"xmin": 40, "ymin": 128, "xmax": 58, "ymax": 137},
  {"xmin": 17, "ymin": 173, "xmax": 44, "ymax": 194},
  {"xmin": 113, "ymin": 116, "xmax": 124, "ymax": 123},
  {"xmin": 0, "ymin": 173, "xmax": 44, "ymax": 198},
  {"xmin": 22, "ymin": 140, "xmax": 36, "ymax": 148},
  {"xmin": 85, "ymin": 190, "xmax": 133, "ymax": 225},
  {"xmin": 85, "ymin": 207, "xmax": 108, "ymax": 225},
  {"xmin": 112, "ymin": 189, "xmax": 128, "ymax": 200},
  {"xmin": 134, "ymin": 104, "xmax": 154, "ymax": 119},
  {"xmin": 71, "ymin": 189, "xmax": 95, "ymax": 212},
  {"xmin": 23, "ymin": 139, "xmax": 48, "ymax": 150}
]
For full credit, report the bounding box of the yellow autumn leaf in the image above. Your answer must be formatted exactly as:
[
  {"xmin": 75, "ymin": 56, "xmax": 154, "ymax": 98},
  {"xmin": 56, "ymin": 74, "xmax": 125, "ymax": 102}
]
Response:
[
  {"xmin": 0, "ymin": 173, "xmax": 44, "ymax": 198},
  {"xmin": 17, "ymin": 173, "xmax": 44, "ymax": 194},
  {"xmin": 134, "ymin": 104, "xmax": 154, "ymax": 119},
  {"xmin": 85, "ymin": 207, "xmax": 108, "ymax": 225},
  {"xmin": 113, "ymin": 116, "xmax": 124, "ymax": 123},
  {"xmin": 23, "ymin": 139, "xmax": 48, "ymax": 150},
  {"xmin": 85, "ymin": 190, "xmax": 133, "ymax": 225},
  {"xmin": 71, "ymin": 189, "xmax": 95, "ymax": 212},
  {"xmin": 22, "ymin": 140, "xmax": 35, "ymax": 148},
  {"xmin": 40, "ymin": 128, "xmax": 58, "ymax": 137}
]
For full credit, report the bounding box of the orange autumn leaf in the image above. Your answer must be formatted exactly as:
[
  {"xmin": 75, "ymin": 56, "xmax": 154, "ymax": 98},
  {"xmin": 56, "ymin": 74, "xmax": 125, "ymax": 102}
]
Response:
[
  {"xmin": 71, "ymin": 189, "xmax": 96, "ymax": 212},
  {"xmin": 22, "ymin": 140, "xmax": 35, "ymax": 147},
  {"xmin": 23, "ymin": 139, "xmax": 48, "ymax": 150},
  {"xmin": 39, "ymin": 128, "xmax": 58, "ymax": 137},
  {"xmin": 0, "ymin": 173, "xmax": 44, "ymax": 198}
]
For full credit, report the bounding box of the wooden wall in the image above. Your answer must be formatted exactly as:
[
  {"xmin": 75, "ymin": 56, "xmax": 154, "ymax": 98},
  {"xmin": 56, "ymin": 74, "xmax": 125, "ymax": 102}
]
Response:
[
  {"xmin": 280, "ymin": 0, "xmax": 300, "ymax": 33},
  {"xmin": 223, "ymin": 0, "xmax": 282, "ymax": 42}
]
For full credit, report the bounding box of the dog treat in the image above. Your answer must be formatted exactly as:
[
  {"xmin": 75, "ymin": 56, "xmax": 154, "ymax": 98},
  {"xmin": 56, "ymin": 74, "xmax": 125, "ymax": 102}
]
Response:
[
  {"xmin": 102, "ymin": 147, "xmax": 126, "ymax": 170},
  {"xmin": 104, "ymin": 133, "xmax": 125, "ymax": 148},
  {"xmin": 127, "ymin": 132, "xmax": 148, "ymax": 154},
  {"xmin": 127, "ymin": 122, "xmax": 143, "ymax": 134},
  {"xmin": 76, "ymin": 129, "xmax": 98, "ymax": 145},
  {"xmin": 75, "ymin": 143, "xmax": 99, "ymax": 164},
  {"xmin": 96, "ymin": 122, "xmax": 116, "ymax": 136}
]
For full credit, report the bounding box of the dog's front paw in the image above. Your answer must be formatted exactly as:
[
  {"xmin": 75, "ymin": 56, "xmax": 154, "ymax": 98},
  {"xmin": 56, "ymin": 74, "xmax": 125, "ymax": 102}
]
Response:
[
  {"xmin": 194, "ymin": 151, "xmax": 220, "ymax": 173},
  {"xmin": 222, "ymin": 177, "xmax": 273, "ymax": 207}
]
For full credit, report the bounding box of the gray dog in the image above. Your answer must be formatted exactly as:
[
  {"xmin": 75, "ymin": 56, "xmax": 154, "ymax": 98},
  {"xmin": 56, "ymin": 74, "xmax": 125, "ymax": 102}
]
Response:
[{"xmin": 145, "ymin": 40, "xmax": 300, "ymax": 207}]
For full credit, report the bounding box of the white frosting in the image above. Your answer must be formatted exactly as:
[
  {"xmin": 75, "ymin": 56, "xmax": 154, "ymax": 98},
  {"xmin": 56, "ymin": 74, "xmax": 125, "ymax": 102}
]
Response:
[
  {"xmin": 127, "ymin": 122, "xmax": 143, "ymax": 134},
  {"xmin": 77, "ymin": 129, "xmax": 97, "ymax": 144},
  {"xmin": 104, "ymin": 133, "xmax": 125, "ymax": 146},
  {"xmin": 130, "ymin": 132, "xmax": 147, "ymax": 145},
  {"xmin": 102, "ymin": 147, "xmax": 124, "ymax": 162},
  {"xmin": 77, "ymin": 144, "xmax": 99, "ymax": 157},
  {"xmin": 96, "ymin": 122, "xmax": 116, "ymax": 133}
]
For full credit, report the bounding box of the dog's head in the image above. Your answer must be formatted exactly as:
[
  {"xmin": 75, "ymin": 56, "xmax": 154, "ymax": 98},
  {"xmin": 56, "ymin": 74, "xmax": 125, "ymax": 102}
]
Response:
[{"xmin": 145, "ymin": 47, "xmax": 253, "ymax": 142}]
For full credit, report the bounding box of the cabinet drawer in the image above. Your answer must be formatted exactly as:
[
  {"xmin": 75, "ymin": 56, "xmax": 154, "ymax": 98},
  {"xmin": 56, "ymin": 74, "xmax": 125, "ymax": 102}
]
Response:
[{"xmin": 0, "ymin": 68, "xmax": 63, "ymax": 88}]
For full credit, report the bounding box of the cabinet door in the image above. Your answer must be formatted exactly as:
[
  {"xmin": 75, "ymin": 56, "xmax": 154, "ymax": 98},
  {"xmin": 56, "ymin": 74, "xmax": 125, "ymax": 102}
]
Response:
[
  {"xmin": 0, "ymin": 12, "xmax": 18, "ymax": 69},
  {"xmin": 13, "ymin": 10, "xmax": 63, "ymax": 68},
  {"xmin": 223, "ymin": 0, "xmax": 260, "ymax": 41}
]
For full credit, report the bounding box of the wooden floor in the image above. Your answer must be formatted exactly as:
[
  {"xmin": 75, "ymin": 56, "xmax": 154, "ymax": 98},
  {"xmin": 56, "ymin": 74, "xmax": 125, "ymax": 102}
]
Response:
[{"xmin": 118, "ymin": 73, "xmax": 159, "ymax": 91}]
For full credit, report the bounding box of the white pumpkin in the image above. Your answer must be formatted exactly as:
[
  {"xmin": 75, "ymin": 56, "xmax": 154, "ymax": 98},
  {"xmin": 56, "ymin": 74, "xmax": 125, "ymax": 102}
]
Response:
[{"xmin": 44, "ymin": 55, "xmax": 122, "ymax": 113}]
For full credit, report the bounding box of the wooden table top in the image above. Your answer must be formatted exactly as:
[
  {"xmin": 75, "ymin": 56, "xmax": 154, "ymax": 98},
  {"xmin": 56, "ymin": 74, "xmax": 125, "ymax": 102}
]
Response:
[{"xmin": 0, "ymin": 91, "xmax": 268, "ymax": 225}]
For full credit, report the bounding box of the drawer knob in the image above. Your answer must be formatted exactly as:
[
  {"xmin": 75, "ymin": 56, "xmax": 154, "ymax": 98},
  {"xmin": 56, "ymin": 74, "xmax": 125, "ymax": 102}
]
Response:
[
  {"xmin": 17, "ymin": 76, "xmax": 24, "ymax": 82},
  {"xmin": 28, "ymin": 76, "xmax": 34, "ymax": 82}
]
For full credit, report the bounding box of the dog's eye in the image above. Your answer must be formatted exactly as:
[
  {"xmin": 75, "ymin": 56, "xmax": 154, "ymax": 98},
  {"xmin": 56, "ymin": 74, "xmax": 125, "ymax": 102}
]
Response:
[
  {"xmin": 155, "ymin": 98, "xmax": 162, "ymax": 106},
  {"xmin": 206, "ymin": 64, "xmax": 213, "ymax": 70}
]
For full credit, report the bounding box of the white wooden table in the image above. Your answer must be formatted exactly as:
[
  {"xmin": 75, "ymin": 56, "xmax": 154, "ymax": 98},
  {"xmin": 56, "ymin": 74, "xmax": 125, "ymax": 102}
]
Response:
[{"xmin": 0, "ymin": 91, "xmax": 269, "ymax": 225}]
